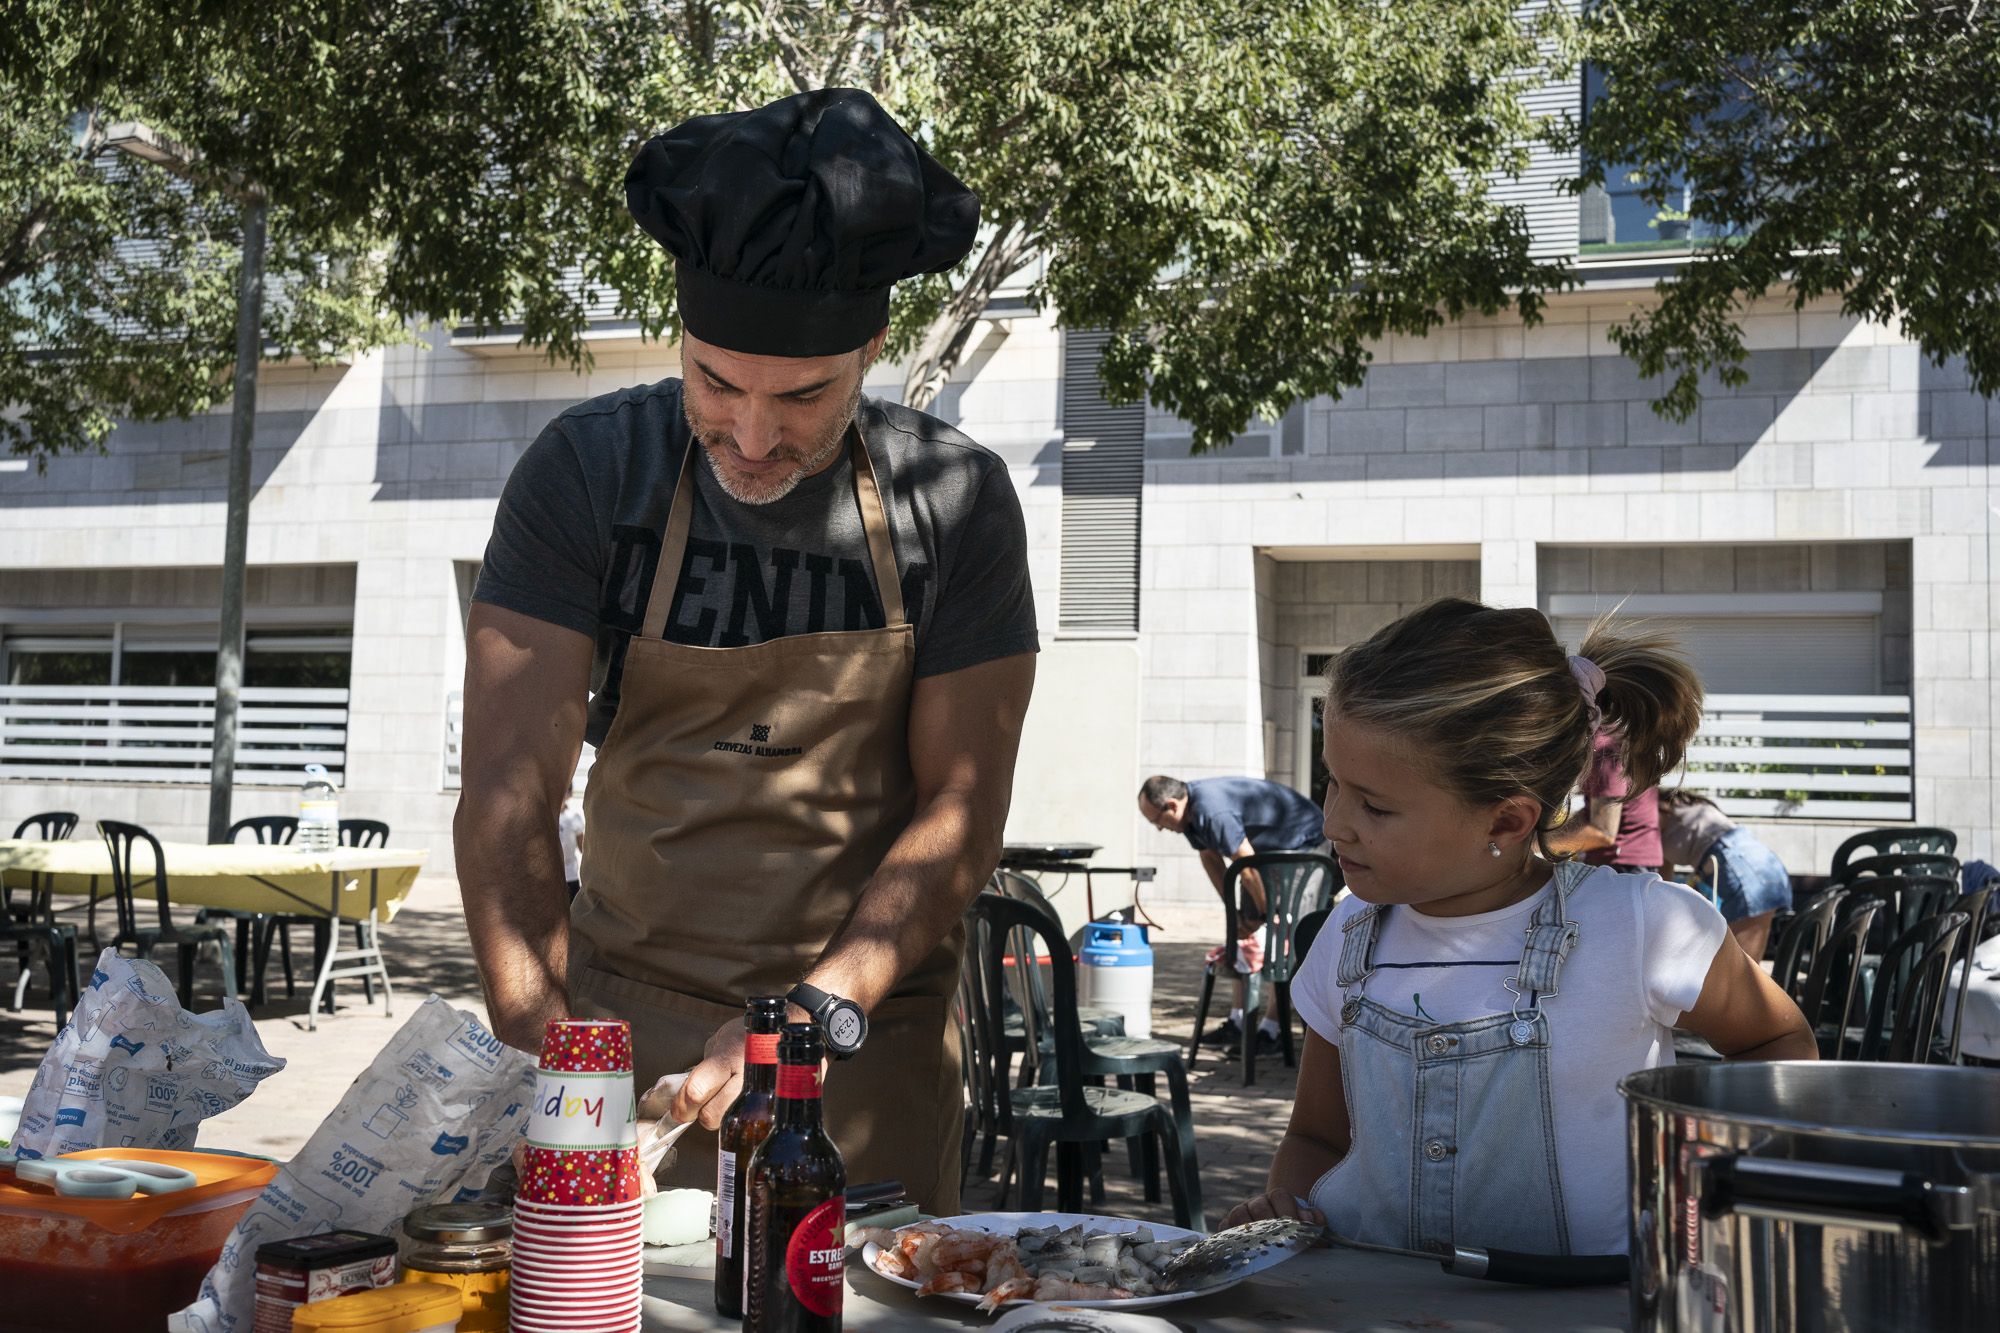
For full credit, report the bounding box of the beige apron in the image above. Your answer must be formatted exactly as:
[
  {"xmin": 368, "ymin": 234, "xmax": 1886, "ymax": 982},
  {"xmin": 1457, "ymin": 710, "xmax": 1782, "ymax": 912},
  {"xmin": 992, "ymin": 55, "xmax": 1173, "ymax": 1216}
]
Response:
[{"xmin": 568, "ymin": 428, "xmax": 963, "ymax": 1215}]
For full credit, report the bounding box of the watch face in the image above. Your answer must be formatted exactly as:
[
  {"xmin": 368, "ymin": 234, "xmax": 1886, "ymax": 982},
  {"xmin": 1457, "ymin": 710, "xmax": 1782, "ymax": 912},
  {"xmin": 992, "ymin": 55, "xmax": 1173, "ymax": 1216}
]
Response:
[{"xmin": 827, "ymin": 1005, "xmax": 864, "ymax": 1051}]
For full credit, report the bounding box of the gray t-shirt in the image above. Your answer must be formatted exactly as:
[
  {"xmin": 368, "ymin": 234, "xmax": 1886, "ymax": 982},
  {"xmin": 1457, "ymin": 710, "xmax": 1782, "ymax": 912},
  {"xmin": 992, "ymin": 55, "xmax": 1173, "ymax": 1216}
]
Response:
[{"xmin": 475, "ymin": 379, "xmax": 1039, "ymax": 745}]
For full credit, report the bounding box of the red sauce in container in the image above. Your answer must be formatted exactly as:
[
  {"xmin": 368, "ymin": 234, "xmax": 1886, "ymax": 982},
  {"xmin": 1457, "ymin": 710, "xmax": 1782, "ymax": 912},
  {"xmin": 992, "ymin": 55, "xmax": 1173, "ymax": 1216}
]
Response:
[{"xmin": 0, "ymin": 1149, "xmax": 277, "ymax": 1333}]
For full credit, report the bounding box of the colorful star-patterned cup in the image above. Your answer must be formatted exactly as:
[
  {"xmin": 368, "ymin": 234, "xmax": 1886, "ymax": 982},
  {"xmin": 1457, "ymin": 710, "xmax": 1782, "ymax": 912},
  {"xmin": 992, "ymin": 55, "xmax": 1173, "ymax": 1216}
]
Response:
[
  {"xmin": 520, "ymin": 1018, "xmax": 642, "ymax": 1206},
  {"xmin": 537, "ymin": 1017, "xmax": 634, "ymax": 1074}
]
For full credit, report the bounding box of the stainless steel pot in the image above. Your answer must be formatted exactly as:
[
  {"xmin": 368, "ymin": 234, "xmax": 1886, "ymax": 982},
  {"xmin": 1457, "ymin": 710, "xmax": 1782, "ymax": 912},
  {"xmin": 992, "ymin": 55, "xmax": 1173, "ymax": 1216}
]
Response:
[{"xmin": 1622, "ymin": 1062, "xmax": 2000, "ymax": 1332}]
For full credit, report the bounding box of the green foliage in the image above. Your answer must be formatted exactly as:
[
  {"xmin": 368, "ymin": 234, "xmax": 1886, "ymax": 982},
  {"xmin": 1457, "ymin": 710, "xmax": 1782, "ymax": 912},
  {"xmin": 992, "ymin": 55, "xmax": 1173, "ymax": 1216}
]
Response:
[
  {"xmin": 1567, "ymin": 0, "xmax": 2000, "ymax": 419},
  {"xmin": 943, "ymin": 0, "xmax": 1569, "ymax": 446},
  {"xmin": 3, "ymin": 0, "xmax": 1588, "ymax": 460}
]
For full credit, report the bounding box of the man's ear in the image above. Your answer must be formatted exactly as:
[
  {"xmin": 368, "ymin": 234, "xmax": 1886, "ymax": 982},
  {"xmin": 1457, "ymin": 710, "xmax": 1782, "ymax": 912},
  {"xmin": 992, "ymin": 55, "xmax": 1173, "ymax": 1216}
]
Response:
[{"xmin": 860, "ymin": 326, "xmax": 889, "ymax": 371}]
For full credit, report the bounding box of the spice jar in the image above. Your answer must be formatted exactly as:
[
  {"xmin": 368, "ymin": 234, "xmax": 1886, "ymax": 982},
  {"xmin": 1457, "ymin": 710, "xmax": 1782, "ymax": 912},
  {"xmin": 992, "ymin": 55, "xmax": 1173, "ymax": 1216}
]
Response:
[{"xmin": 398, "ymin": 1203, "xmax": 511, "ymax": 1332}]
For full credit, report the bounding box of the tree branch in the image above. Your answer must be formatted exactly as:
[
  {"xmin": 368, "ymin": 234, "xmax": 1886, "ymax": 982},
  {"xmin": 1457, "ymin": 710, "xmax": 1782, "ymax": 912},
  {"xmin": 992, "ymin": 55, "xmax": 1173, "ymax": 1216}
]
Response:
[
  {"xmin": 0, "ymin": 111, "xmax": 109, "ymax": 287},
  {"xmin": 823, "ymin": 4, "xmax": 877, "ymax": 89},
  {"xmin": 762, "ymin": 1, "xmax": 820, "ymax": 93},
  {"xmin": 0, "ymin": 199, "xmax": 59, "ymax": 287},
  {"xmin": 869, "ymin": 0, "xmax": 908, "ymax": 95},
  {"xmin": 902, "ymin": 215, "xmax": 1036, "ymax": 410}
]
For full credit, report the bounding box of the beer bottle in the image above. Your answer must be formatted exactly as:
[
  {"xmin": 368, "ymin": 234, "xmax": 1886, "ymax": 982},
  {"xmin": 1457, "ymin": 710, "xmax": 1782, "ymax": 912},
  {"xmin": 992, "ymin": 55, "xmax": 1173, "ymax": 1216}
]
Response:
[
  {"xmin": 715, "ymin": 995, "xmax": 789, "ymax": 1317},
  {"xmin": 743, "ymin": 1023, "xmax": 845, "ymax": 1333}
]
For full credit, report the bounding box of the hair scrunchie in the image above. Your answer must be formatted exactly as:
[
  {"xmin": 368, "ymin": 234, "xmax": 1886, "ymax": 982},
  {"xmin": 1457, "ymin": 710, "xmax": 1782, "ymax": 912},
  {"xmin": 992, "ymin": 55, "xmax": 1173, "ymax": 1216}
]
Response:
[{"xmin": 1568, "ymin": 654, "xmax": 1605, "ymax": 734}]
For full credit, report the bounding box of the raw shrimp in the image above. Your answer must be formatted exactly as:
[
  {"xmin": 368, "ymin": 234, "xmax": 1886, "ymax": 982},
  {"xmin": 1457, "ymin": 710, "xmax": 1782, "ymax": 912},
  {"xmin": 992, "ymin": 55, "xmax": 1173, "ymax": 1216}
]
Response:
[
  {"xmin": 916, "ymin": 1271, "xmax": 982, "ymax": 1297},
  {"xmin": 975, "ymin": 1278, "xmax": 1037, "ymax": 1312},
  {"xmin": 900, "ymin": 1226, "xmax": 958, "ymax": 1282},
  {"xmin": 982, "ymin": 1239, "xmax": 1030, "ymax": 1290},
  {"xmin": 861, "ymin": 1221, "xmax": 943, "ymax": 1279},
  {"xmin": 929, "ymin": 1230, "xmax": 1006, "ymax": 1276}
]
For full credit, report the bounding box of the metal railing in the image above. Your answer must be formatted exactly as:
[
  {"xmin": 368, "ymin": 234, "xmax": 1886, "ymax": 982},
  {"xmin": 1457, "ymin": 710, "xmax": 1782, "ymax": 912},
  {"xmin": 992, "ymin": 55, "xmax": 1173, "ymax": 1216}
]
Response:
[
  {"xmin": 1677, "ymin": 693, "xmax": 1913, "ymax": 820},
  {"xmin": 0, "ymin": 684, "xmax": 347, "ymax": 786}
]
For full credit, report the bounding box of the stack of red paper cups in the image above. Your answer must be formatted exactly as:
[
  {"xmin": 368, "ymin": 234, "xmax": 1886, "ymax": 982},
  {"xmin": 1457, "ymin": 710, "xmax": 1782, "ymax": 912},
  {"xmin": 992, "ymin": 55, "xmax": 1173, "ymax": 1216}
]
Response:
[{"xmin": 511, "ymin": 1018, "xmax": 643, "ymax": 1332}]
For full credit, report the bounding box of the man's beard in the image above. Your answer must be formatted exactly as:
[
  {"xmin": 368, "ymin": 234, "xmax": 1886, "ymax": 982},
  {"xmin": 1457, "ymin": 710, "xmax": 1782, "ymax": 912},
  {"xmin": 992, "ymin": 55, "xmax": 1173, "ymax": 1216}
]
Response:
[{"xmin": 685, "ymin": 376, "xmax": 863, "ymax": 505}]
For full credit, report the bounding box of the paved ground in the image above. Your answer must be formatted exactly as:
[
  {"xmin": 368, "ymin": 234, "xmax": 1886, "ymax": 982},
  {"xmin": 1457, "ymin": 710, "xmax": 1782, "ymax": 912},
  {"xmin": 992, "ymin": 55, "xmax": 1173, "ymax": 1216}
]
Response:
[{"xmin": 1, "ymin": 882, "xmax": 1292, "ymax": 1229}]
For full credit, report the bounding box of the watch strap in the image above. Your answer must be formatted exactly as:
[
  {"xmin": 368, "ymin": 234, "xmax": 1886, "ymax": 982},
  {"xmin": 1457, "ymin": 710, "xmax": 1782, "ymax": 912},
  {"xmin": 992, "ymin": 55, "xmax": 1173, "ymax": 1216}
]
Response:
[{"xmin": 787, "ymin": 982, "xmax": 866, "ymax": 1057}]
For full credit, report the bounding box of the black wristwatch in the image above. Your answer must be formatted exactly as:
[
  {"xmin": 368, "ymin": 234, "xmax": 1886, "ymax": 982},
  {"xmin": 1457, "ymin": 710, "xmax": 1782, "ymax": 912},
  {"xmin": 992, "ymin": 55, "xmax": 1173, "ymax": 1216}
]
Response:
[{"xmin": 788, "ymin": 982, "xmax": 867, "ymax": 1060}]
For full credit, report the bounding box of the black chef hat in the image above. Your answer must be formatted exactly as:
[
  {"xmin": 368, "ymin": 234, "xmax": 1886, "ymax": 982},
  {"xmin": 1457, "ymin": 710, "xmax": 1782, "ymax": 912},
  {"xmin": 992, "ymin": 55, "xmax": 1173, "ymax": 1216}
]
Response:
[{"xmin": 626, "ymin": 88, "xmax": 979, "ymax": 358}]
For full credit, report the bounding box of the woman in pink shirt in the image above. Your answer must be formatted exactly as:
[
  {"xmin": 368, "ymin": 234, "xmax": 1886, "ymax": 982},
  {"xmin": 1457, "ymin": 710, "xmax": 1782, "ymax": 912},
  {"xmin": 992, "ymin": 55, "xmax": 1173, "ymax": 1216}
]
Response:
[{"xmin": 1546, "ymin": 727, "xmax": 1663, "ymax": 873}]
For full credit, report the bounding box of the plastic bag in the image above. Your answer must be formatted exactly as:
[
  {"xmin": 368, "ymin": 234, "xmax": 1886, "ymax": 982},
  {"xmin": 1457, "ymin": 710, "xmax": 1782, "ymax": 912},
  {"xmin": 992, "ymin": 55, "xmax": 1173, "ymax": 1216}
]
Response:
[
  {"xmin": 169, "ymin": 995, "xmax": 535, "ymax": 1332},
  {"xmin": 12, "ymin": 949, "xmax": 283, "ymax": 1158}
]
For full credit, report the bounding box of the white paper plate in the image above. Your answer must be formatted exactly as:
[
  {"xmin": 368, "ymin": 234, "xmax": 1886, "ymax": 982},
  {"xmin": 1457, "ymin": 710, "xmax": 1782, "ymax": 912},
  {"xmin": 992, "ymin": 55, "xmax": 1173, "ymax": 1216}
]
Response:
[{"xmin": 859, "ymin": 1211, "xmax": 1231, "ymax": 1312}]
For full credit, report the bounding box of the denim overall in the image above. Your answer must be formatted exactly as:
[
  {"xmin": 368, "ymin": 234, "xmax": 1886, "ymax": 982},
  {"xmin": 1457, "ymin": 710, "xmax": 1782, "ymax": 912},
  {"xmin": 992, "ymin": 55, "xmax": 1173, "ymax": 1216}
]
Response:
[{"xmin": 1309, "ymin": 860, "xmax": 1591, "ymax": 1254}]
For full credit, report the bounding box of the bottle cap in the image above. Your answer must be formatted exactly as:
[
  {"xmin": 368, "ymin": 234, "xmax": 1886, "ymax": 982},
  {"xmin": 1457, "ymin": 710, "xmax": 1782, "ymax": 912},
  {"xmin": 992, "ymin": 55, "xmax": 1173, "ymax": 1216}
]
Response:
[{"xmin": 778, "ymin": 1022, "xmax": 824, "ymax": 1065}]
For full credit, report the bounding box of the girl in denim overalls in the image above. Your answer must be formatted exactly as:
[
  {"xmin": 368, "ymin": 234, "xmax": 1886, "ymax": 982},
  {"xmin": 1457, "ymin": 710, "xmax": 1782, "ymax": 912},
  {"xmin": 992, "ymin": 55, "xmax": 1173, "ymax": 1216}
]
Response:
[{"xmin": 1226, "ymin": 598, "xmax": 1817, "ymax": 1256}]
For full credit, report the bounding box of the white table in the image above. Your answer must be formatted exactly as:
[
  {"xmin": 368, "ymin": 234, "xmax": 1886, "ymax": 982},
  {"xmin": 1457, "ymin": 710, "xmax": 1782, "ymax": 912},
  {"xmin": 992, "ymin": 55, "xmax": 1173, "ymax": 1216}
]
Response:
[
  {"xmin": 639, "ymin": 1247, "xmax": 1630, "ymax": 1331},
  {"xmin": 1946, "ymin": 933, "xmax": 2000, "ymax": 1061}
]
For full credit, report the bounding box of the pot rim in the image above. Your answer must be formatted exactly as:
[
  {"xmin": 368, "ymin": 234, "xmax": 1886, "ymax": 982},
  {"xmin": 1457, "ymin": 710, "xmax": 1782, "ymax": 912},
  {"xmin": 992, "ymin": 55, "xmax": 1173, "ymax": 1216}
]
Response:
[{"xmin": 1619, "ymin": 1061, "xmax": 2000, "ymax": 1149}]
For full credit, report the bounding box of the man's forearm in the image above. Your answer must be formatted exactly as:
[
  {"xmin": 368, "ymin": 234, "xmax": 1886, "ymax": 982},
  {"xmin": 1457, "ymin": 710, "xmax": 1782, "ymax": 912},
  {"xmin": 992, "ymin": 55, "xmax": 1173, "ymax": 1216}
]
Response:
[
  {"xmin": 804, "ymin": 784, "xmax": 1002, "ymax": 1013},
  {"xmin": 455, "ymin": 797, "xmax": 575, "ymax": 1051},
  {"xmin": 1238, "ymin": 866, "xmax": 1267, "ymax": 916}
]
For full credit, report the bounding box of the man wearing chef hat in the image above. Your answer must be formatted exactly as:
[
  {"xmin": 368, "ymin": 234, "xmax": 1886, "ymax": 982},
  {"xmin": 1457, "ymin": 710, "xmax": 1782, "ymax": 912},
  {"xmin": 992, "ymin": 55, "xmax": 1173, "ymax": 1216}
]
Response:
[{"xmin": 456, "ymin": 88, "xmax": 1038, "ymax": 1214}]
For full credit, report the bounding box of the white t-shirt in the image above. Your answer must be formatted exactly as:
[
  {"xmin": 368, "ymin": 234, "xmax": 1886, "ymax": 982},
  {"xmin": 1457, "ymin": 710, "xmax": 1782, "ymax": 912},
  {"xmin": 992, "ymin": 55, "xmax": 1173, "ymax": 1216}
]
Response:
[
  {"xmin": 1292, "ymin": 865, "xmax": 1727, "ymax": 1255},
  {"xmin": 558, "ymin": 806, "xmax": 586, "ymax": 882}
]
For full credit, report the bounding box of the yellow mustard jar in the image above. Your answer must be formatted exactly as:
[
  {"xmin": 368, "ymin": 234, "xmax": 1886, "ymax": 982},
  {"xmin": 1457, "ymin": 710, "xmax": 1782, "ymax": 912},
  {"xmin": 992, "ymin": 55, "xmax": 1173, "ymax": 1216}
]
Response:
[{"xmin": 398, "ymin": 1202, "xmax": 511, "ymax": 1332}]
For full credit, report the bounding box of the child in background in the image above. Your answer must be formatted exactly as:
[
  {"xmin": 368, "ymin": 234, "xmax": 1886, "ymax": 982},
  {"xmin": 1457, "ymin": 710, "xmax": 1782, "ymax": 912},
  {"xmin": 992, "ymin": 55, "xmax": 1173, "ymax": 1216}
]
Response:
[
  {"xmin": 1658, "ymin": 788, "xmax": 1795, "ymax": 962},
  {"xmin": 1225, "ymin": 598, "xmax": 1814, "ymax": 1257}
]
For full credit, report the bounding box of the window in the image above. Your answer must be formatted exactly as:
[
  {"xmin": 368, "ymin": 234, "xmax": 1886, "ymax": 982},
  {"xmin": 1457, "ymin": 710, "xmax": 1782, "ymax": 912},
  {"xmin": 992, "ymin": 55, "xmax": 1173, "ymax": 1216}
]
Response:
[
  {"xmin": 6, "ymin": 640, "xmax": 113, "ymax": 686},
  {"xmin": 1, "ymin": 628, "xmax": 352, "ymax": 688},
  {"xmin": 1578, "ymin": 63, "xmax": 1741, "ymax": 258}
]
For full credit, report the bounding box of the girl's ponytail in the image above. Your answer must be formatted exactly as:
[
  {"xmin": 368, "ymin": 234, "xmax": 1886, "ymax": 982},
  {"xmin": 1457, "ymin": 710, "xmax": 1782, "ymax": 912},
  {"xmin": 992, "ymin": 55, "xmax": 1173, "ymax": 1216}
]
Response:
[{"xmin": 1576, "ymin": 620, "xmax": 1705, "ymax": 794}]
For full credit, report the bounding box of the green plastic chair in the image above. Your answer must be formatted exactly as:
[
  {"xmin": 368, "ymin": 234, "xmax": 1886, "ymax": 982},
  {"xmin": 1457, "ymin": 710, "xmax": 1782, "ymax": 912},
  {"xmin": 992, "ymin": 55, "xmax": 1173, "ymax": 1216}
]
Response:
[
  {"xmin": 1189, "ymin": 850, "xmax": 1338, "ymax": 1086},
  {"xmin": 1857, "ymin": 911, "xmax": 1971, "ymax": 1064},
  {"xmin": 1829, "ymin": 827, "xmax": 1957, "ymax": 878},
  {"xmin": 970, "ymin": 891, "xmax": 1203, "ymax": 1230}
]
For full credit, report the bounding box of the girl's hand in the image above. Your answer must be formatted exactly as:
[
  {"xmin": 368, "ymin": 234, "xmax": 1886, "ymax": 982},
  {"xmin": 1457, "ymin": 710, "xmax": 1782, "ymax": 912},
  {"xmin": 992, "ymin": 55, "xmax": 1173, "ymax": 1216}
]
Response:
[{"xmin": 1222, "ymin": 1189, "xmax": 1324, "ymax": 1231}]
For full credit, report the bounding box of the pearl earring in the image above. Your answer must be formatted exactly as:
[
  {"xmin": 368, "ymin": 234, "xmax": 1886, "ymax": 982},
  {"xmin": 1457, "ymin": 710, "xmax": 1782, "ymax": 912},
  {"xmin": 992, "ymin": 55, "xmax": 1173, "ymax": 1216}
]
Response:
[{"xmin": 1488, "ymin": 841, "xmax": 1502, "ymax": 858}]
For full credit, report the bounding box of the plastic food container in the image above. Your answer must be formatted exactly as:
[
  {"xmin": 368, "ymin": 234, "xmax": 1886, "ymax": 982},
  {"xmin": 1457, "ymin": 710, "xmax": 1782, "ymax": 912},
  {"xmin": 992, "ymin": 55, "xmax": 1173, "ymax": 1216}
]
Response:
[
  {"xmin": 290, "ymin": 1283, "xmax": 462, "ymax": 1332},
  {"xmin": 0, "ymin": 1147, "xmax": 277, "ymax": 1333}
]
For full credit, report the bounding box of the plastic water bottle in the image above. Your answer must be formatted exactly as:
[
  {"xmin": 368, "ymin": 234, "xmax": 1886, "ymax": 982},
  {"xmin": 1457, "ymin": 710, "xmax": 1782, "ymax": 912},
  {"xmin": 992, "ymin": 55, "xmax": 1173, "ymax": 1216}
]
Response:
[{"xmin": 298, "ymin": 763, "xmax": 339, "ymax": 854}]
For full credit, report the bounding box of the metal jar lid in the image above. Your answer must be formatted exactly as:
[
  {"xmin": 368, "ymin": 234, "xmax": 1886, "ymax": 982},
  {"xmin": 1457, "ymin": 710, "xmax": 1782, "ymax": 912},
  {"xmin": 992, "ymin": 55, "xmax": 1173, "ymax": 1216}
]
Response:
[{"xmin": 403, "ymin": 1201, "xmax": 514, "ymax": 1245}]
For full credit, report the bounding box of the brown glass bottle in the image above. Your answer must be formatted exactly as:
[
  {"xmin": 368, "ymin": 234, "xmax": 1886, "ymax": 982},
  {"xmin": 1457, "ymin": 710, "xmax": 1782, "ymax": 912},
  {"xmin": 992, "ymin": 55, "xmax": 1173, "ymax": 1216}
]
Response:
[
  {"xmin": 743, "ymin": 1023, "xmax": 846, "ymax": 1333},
  {"xmin": 715, "ymin": 995, "xmax": 789, "ymax": 1318}
]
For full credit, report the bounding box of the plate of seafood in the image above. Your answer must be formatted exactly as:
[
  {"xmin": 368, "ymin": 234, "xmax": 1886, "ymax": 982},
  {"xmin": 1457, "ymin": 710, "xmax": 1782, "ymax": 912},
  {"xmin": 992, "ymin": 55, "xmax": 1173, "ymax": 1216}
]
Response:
[{"xmin": 854, "ymin": 1211, "xmax": 1225, "ymax": 1311}]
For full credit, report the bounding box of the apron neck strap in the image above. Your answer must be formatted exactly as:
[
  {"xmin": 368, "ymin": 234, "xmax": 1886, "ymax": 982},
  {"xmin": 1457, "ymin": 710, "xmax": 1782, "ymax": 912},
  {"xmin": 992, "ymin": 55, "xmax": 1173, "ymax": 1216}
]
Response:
[
  {"xmin": 849, "ymin": 427, "xmax": 906, "ymax": 627},
  {"xmin": 641, "ymin": 421, "xmax": 905, "ymax": 641}
]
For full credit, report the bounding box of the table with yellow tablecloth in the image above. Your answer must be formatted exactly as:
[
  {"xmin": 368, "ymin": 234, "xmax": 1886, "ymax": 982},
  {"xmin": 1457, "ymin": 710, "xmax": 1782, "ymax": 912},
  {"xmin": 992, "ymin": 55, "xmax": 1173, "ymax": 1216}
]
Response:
[{"xmin": 0, "ymin": 838, "xmax": 427, "ymax": 1026}]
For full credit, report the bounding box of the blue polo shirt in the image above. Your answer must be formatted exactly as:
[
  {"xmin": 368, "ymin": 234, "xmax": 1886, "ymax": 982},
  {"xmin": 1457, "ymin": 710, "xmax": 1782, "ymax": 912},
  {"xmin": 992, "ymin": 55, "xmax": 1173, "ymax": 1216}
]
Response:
[{"xmin": 1183, "ymin": 777, "xmax": 1324, "ymax": 858}]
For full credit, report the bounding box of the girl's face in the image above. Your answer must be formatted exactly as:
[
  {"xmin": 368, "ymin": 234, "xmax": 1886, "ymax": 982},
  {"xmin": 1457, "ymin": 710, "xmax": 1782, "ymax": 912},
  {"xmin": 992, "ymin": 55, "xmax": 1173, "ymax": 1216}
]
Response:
[{"xmin": 1321, "ymin": 710, "xmax": 1538, "ymax": 915}]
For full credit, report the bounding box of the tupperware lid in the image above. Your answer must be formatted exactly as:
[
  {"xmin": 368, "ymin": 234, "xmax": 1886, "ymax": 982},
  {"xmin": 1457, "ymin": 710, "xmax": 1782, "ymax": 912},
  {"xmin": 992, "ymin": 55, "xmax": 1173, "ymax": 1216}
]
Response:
[
  {"xmin": 290, "ymin": 1283, "xmax": 462, "ymax": 1331},
  {"xmin": 0, "ymin": 1147, "xmax": 276, "ymax": 1236}
]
